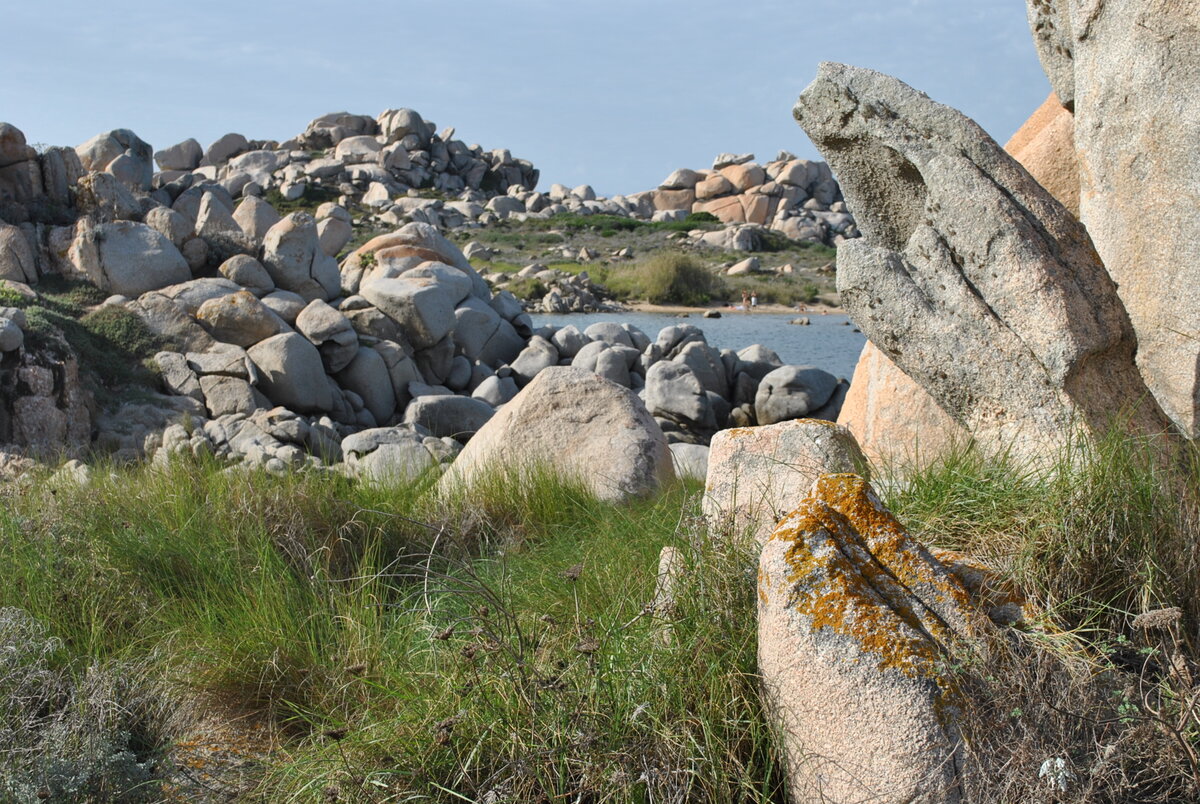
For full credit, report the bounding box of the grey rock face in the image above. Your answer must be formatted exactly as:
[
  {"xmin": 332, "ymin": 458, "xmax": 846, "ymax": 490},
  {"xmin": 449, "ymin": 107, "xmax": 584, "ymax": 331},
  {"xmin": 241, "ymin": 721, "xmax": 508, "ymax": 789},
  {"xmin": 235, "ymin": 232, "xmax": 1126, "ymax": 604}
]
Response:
[
  {"xmin": 755, "ymin": 365, "xmax": 838, "ymax": 425},
  {"xmin": 403, "ymin": 395, "xmax": 494, "ymax": 442},
  {"xmin": 155, "ymin": 138, "xmax": 203, "ymax": 171},
  {"xmin": 296, "ymin": 299, "xmax": 358, "ymax": 373},
  {"xmin": 1057, "ymin": 1, "xmax": 1200, "ymax": 437},
  {"xmin": 443, "ymin": 366, "xmax": 674, "ymax": 503},
  {"xmin": 794, "ymin": 62, "xmax": 1168, "ymax": 463},
  {"xmin": 247, "ymin": 333, "xmax": 334, "ymax": 413},
  {"xmin": 645, "ymin": 361, "xmax": 716, "ymax": 432},
  {"xmin": 335, "ymin": 346, "xmax": 397, "ymax": 426},
  {"xmin": 196, "ymin": 290, "xmax": 287, "ymax": 348},
  {"xmin": 73, "ymin": 221, "xmax": 191, "ymax": 297},
  {"xmin": 510, "ymin": 336, "xmax": 559, "ymax": 386},
  {"xmin": 1025, "ymin": 0, "xmax": 1074, "ymax": 109},
  {"xmin": 260, "ymin": 212, "xmax": 340, "ymax": 302},
  {"xmin": 361, "ymin": 276, "xmax": 457, "ymax": 351}
]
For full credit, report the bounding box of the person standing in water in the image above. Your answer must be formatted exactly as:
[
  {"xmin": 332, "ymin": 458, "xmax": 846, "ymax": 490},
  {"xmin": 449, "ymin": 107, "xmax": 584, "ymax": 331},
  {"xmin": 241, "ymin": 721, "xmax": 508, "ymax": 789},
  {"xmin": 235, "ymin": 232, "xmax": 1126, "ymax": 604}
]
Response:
[
  {"xmin": 741, "ymin": 289, "xmax": 750, "ymax": 311},
  {"xmin": 750, "ymin": 291, "xmax": 758, "ymax": 311}
]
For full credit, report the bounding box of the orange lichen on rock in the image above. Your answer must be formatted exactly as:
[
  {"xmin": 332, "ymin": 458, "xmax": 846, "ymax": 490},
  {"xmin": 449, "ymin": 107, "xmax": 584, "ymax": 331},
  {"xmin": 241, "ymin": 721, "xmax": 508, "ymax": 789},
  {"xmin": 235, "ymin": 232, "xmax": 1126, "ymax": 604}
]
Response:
[{"xmin": 765, "ymin": 473, "xmax": 979, "ymax": 681}]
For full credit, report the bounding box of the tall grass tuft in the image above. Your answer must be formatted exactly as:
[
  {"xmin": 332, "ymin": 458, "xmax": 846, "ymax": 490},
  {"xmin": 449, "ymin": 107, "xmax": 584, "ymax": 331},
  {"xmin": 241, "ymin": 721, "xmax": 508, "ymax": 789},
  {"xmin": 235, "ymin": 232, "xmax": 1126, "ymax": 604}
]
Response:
[{"xmin": 606, "ymin": 253, "xmax": 727, "ymax": 305}]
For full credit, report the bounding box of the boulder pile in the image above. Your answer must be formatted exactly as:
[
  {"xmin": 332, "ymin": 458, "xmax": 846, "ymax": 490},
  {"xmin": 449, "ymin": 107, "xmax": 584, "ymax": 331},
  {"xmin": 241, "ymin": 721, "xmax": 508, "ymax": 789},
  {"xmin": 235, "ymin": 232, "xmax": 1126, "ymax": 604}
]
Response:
[
  {"xmin": 643, "ymin": 152, "xmax": 859, "ymax": 247},
  {"xmin": 0, "ymin": 117, "xmax": 849, "ymax": 473}
]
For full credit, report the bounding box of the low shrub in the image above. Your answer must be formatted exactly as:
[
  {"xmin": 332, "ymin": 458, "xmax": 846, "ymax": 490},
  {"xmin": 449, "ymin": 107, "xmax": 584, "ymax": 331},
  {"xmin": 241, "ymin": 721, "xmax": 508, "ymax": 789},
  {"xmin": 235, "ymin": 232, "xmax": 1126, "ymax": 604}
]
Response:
[{"xmin": 607, "ymin": 253, "xmax": 726, "ymax": 305}]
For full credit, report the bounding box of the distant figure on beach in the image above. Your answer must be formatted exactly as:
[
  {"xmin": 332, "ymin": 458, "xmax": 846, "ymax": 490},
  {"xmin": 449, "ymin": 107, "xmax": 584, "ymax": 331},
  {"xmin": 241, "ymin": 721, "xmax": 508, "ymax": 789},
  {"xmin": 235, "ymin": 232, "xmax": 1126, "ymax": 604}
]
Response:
[
  {"xmin": 750, "ymin": 292, "xmax": 758, "ymax": 310},
  {"xmin": 741, "ymin": 290, "xmax": 750, "ymax": 311}
]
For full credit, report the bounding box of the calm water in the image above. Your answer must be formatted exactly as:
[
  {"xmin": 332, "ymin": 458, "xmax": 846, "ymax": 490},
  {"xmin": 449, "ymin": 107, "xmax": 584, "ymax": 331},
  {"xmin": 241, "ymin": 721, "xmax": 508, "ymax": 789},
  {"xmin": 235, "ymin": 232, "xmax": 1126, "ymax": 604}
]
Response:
[{"xmin": 531, "ymin": 311, "xmax": 867, "ymax": 379}]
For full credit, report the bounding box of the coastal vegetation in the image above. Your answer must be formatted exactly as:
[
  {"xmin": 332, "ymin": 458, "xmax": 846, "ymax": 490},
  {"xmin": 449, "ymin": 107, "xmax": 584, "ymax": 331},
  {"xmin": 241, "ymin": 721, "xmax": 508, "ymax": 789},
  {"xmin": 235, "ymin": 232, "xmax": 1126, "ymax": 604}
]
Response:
[{"xmin": 3, "ymin": 430, "xmax": 1200, "ymax": 800}]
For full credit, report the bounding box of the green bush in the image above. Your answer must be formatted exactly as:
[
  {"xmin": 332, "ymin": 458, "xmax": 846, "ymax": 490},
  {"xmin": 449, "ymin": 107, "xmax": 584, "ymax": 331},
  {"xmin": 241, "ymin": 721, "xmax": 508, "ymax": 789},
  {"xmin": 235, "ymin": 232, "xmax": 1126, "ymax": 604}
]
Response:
[{"xmin": 608, "ymin": 253, "xmax": 725, "ymax": 305}]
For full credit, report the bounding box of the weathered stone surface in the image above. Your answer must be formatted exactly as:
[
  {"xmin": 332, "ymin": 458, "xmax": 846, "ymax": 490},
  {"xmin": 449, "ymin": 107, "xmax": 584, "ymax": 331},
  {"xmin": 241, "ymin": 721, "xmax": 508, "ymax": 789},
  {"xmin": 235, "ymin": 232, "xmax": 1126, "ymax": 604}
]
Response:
[
  {"xmin": 402, "ymin": 395, "xmax": 494, "ymax": 442},
  {"xmin": 510, "ymin": 336, "xmax": 558, "ymax": 386},
  {"xmin": 76, "ymin": 128, "xmax": 152, "ymax": 190},
  {"xmin": 444, "ymin": 366, "xmax": 674, "ymax": 502},
  {"xmin": 72, "ymin": 221, "xmax": 191, "ymax": 297},
  {"xmin": 155, "ymin": 138, "xmax": 203, "ymax": 171},
  {"xmin": 360, "ymin": 276, "xmax": 457, "ymax": 351},
  {"xmin": 755, "ymin": 365, "xmax": 838, "ymax": 425},
  {"xmin": 759, "ymin": 473, "xmax": 975, "ymax": 803},
  {"xmin": 144, "ymin": 206, "xmax": 193, "ymax": 249},
  {"xmin": 795, "ymin": 63, "xmax": 1168, "ymax": 464},
  {"xmin": 233, "ymin": 196, "xmax": 282, "ymax": 247},
  {"xmin": 1059, "ymin": 2, "xmax": 1200, "ymax": 437},
  {"xmin": 0, "ymin": 224, "xmax": 37, "ymax": 283},
  {"xmin": 247, "ymin": 333, "xmax": 334, "ymax": 413},
  {"xmin": 837, "ymin": 342, "xmax": 966, "ymax": 468},
  {"xmin": 196, "ymin": 290, "xmax": 287, "ymax": 348},
  {"xmin": 295, "ymin": 299, "xmax": 358, "ymax": 373},
  {"xmin": 668, "ymin": 442, "xmax": 709, "ymax": 480},
  {"xmin": 703, "ymin": 419, "xmax": 867, "ymax": 544},
  {"xmin": 334, "ymin": 346, "xmax": 397, "ymax": 426},
  {"xmin": 342, "ymin": 426, "xmax": 439, "ymax": 482},
  {"xmin": 218, "ymin": 254, "xmax": 274, "ymax": 294},
  {"xmin": 1003, "ymin": 92, "xmax": 1077, "ymax": 217},
  {"xmin": 1025, "ymin": 0, "xmax": 1075, "ymax": 109},
  {"xmin": 340, "ymin": 222, "xmax": 487, "ymax": 299},
  {"xmin": 260, "ymin": 212, "xmax": 339, "ymax": 301},
  {"xmin": 645, "ymin": 360, "xmax": 716, "ymax": 432}
]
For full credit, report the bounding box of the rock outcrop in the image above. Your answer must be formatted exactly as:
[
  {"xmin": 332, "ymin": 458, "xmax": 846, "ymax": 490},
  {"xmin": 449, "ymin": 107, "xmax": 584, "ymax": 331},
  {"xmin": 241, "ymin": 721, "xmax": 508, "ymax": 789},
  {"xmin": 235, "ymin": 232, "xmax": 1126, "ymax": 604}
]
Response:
[
  {"xmin": 443, "ymin": 366, "xmax": 674, "ymax": 503},
  {"xmin": 1003, "ymin": 92, "xmax": 1077, "ymax": 218},
  {"xmin": 837, "ymin": 342, "xmax": 966, "ymax": 468},
  {"xmin": 1026, "ymin": 1, "xmax": 1200, "ymax": 437},
  {"xmin": 795, "ymin": 62, "xmax": 1169, "ymax": 465},
  {"xmin": 836, "ymin": 89, "xmax": 1079, "ymax": 470},
  {"xmin": 703, "ymin": 419, "xmax": 866, "ymax": 544},
  {"xmin": 759, "ymin": 472, "xmax": 978, "ymax": 803}
]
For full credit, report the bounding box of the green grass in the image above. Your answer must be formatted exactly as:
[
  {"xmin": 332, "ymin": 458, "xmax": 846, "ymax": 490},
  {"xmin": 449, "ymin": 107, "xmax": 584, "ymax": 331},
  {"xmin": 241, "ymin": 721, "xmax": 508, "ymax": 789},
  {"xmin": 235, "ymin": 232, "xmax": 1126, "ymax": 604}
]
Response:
[
  {"xmin": 603, "ymin": 253, "xmax": 725, "ymax": 306},
  {"xmin": 0, "ymin": 458, "xmax": 782, "ymax": 801},
  {"xmin": 7, "ymin": 420, "xmax": 1200, "ymax": 799}
]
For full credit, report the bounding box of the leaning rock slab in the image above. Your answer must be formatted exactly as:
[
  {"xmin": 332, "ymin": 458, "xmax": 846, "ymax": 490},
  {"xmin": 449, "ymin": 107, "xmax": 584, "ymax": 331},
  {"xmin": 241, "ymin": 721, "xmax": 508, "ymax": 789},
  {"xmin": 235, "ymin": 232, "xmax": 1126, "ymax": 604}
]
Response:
[
  {"xmin": 703, "ymin": 419, "xmax": 866, "ymax": 544},
  {"xmin": 795, "ymin": 62, "xmax": 1168, "ymax": 465},
  {"xmin": 759, "ymin": 473, "xmax": 976, "ymax": 803},
  {"xmin": 443, "ymin": 366, "xmax": 674, "ymax": 503}
]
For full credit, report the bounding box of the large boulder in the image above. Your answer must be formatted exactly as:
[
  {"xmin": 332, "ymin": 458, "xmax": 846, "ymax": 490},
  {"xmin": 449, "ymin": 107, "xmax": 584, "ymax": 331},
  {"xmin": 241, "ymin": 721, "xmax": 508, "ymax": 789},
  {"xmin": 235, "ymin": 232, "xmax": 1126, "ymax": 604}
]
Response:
[
  {"xmin": 195, "ymin": 290, "xmax": 288, "ymax": 348},
  {"xmin": 360, "ymin": 276, "xmax": 457, "ymax": 352},
  {"xmin": 247, "ymin": 333, "xmax": 334, "ymax": 413},
  {"xmin": 837, "ymin": 342, "xmax": 966, "ymax": 469},
  {"xmin": 75, "ymin": 129, "xmax": 153, "ymax": 190},
  {"xmin": 402, "ymin": 395, "xmax": 494, "ymax": 442},
  {"xmin": 69, "ymin": 221, "xmax": 191, "ymax": 296},
  {"xmin": 295, "ymin": 299, "xmax": 358, "ymax": 373},
  {"xmin": 1003, "ymin": 92, "xmax": 1077, "ymax": 218},
  {"xmin": 443, "ymin": 366, "xmax": 674, "ymax": 502},
  {"xmin": 754, "ymin": 365, "xmax": 838, "ymax": 425},
  {"xmin": 703, "ymin": 419, "xmax": 867, "ymax": 544},
  {"xmin": 339, "ymin": 222, "xmax": 488, "ymax": 299},
  {"xmin": 759, "ymin": 473, "xmax": 977, "ymax": 803},
  {"xmin": 794, "ymin": 63, "xmax": 1168, "ymax": 465},
  {"xmin": 0, "ymin": 224, "xmax": 37, "ymax": 283},
  {"xmin": 1031, "ymin": 1, "xmax": 1200, "ymax": 437},
  {"xmin": 260, "ymin": 212, "xmax": 341, "ymax": 301}
]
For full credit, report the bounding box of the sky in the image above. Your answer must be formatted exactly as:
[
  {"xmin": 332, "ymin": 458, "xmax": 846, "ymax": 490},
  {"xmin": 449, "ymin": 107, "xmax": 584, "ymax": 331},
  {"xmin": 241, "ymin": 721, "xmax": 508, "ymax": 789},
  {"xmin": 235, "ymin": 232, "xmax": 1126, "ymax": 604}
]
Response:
[{"xmin": 2, "ymin": 1, "xmax": 1049, "ymax": 197}]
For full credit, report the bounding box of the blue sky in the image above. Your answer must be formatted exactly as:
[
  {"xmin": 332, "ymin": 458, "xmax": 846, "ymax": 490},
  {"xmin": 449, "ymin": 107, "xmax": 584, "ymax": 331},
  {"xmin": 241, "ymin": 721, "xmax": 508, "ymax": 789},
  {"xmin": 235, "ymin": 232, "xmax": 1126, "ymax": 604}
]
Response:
[{"xmin": 2, "ymin": 1, "xmax": 1048, "ymax": 196}]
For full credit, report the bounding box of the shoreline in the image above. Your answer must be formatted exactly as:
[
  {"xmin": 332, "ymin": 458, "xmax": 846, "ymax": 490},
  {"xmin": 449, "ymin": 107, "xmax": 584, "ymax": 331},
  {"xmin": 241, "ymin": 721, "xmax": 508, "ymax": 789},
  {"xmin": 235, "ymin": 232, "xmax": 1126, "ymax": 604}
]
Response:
[{"xmin": 624, "ymin": 301, "xmax": 844, "ymax": 316}]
